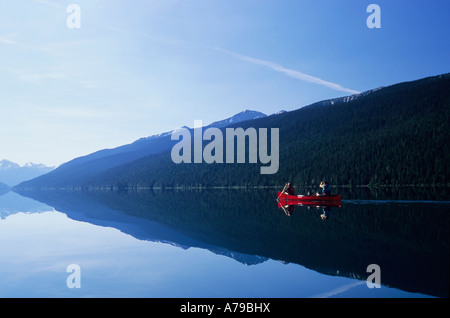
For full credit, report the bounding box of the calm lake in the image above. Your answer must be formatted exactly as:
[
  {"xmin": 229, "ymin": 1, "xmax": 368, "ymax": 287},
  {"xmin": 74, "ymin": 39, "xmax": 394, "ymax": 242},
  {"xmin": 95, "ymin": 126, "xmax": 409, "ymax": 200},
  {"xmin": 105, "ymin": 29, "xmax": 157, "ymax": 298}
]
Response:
[{"xmin": 0, "ymin": 187, "xmax": 448, "ymax": 298}]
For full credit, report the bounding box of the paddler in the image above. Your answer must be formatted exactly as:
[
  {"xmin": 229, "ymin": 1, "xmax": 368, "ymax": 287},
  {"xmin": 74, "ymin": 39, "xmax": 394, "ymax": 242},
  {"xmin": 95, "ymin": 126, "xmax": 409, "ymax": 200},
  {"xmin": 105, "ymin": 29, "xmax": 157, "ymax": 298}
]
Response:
[
  {"xmin": 318, "ymin": 181, "xmax": 331, "ymax": 196},
  {"xmin": 284, "ymin": 182, "xmax": 295, "ymax": 195}
]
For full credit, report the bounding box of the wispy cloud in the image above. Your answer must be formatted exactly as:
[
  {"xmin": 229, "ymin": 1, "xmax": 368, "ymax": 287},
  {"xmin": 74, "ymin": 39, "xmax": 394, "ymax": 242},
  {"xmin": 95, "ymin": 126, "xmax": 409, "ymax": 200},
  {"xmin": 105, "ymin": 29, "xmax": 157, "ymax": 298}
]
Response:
[
  {"xmin": 37, "ymin": 40, "xmax": 91, "ymax": 53},
  {"xmin": 32, "ymin": 0, "xmax": 64, "ymax": 9},
  {"xmin": 0, "ymin": 32, "xmax": 18, "ymax": 45},
  {"xmin": 8, "ymin": 68, "xmax": 66, "ymax": 82},
  {"xmin": 38, "ymin": 106, "xmax": 105, "ymax": 119},
  {"xmin": 311, "ymin": 281, "xmax": 365, "ymax": 298},
  {"xmin": 215, "ymin": 47, "xmax": 360, "ymax": 95}
]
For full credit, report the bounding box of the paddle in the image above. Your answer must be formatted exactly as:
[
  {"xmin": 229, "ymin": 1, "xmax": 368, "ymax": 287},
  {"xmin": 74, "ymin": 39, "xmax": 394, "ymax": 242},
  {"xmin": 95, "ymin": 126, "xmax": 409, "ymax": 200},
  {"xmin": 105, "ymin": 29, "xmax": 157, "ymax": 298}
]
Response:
[
  {"xmin": 277, "ymin": 183, "xmax": 288, "ymax": 200},
  {"xmin": 279, "ymin": 203, "xmax": 290, "ymax": 216}
]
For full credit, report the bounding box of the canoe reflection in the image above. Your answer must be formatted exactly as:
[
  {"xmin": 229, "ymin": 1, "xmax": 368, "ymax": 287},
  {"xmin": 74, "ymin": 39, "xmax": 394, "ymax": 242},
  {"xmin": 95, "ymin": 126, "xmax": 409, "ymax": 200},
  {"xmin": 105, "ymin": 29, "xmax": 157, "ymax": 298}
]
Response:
[{"xmin": 278, "ymin": 200, "xmax": 340, "ymax": 220}]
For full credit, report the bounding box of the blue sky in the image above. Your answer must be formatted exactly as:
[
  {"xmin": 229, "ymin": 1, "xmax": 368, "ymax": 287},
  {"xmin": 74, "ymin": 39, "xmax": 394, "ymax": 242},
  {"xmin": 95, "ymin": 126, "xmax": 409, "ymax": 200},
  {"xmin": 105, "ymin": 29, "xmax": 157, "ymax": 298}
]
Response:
[{"xmin": 1, "ymin": 0, "xmax": 449, "ymax": 167}]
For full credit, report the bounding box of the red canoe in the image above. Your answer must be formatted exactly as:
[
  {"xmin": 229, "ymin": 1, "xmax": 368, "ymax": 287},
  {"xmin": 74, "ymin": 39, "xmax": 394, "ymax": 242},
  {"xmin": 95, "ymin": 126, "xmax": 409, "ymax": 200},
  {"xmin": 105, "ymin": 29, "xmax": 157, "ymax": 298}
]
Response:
[{"xmin": 277, "ymin": 192, "xmax": 342, "ymax": 207}]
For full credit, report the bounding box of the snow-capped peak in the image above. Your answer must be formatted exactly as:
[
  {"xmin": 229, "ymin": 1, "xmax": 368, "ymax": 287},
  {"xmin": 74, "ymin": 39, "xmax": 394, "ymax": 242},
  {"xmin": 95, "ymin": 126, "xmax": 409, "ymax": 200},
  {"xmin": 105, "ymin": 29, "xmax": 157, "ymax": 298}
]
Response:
[
  {"xmin": 0, "ymin": 160, "xmax": 20, "ymax": 170},
  {"xmin": 0, "ymin": 159, "xmax": 53, "ymax": 170},
  {"xmin": 271, "ymin": 110, "xmax": 287, "ymax": 116}
]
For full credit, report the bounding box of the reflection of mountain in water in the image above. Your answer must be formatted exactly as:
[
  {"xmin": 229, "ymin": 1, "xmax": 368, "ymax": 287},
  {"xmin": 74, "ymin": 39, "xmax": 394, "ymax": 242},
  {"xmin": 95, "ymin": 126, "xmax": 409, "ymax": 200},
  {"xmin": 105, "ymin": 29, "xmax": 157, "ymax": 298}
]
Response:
[
  {"xmin": 0, "ymin": 182, "xmax": 10, "ymax": 196},
  {"xmin": 15, "ymin": 188, "xmax": 450, "ymax": 297},
  {"xmin": 11, "ymin": 189, "xmax": 267, "ymax": 266},
  {"xmin": 0, "ymin": 191, "xmax": 53, "ymax": 219}
]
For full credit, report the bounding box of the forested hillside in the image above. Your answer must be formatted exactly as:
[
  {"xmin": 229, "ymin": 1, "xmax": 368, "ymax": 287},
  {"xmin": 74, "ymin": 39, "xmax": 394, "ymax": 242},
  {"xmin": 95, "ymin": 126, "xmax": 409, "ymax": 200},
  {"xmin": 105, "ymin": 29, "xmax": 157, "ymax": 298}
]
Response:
[
  {"xmin": 14, "ymin": 111, "xmax": 266, "ymax": 189},
  {"xmin": 17, "ymin": 73, "xmax": 450, "ymax": 190}
]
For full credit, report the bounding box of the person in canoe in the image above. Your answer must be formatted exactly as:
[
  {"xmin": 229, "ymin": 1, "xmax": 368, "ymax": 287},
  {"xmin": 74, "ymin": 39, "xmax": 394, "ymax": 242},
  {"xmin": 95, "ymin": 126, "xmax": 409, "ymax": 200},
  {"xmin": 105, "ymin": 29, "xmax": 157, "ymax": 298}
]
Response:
[
  {"xmin": 284, "ymin": 182, "xmax": 295, "ymax": 195},
  {"xmin": 317, "ymin": 181, "xmax": 331, "ymax": 196}
]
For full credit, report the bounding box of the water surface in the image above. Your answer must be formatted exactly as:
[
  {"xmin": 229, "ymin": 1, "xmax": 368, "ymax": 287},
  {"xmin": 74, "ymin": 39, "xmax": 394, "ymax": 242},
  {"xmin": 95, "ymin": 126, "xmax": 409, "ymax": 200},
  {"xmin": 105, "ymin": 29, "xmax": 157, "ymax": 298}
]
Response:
[{"xmin": 0, "ymin": 188, "xmax": 448, "ymax": 298}]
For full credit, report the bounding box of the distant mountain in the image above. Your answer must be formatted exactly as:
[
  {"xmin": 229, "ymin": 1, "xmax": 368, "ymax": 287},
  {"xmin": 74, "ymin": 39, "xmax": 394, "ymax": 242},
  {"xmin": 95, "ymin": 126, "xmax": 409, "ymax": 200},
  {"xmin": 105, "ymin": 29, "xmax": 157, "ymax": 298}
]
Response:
[
  {"xmin": 14, "ymin": 110, "xmax": 268, "ymax": 189},
  {"xmin": 38, "ymin": 72, "xmax": 448, "ymax": 190},
  {"xmin": 208, "ymin": 110, "xmax": 266, "ymax": 128},
  {"xmin": 0, "ymin": 160, "xmax": 54, "ymax": 187},
  {"xmin": 15, "ymin": 73, "xmax": 450, "ymax": 190},
  {"xmin": 0, "ymin": 160, "xmax": 20, "ymax": 170}
]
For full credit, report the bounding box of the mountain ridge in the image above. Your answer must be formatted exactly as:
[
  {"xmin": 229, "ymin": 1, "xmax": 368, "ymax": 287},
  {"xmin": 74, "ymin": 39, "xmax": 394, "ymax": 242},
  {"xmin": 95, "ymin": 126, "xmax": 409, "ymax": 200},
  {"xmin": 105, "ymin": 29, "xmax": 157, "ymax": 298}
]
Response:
[
  {"xmin": 15, "ymin": 73, "xmax": 450, "ymax": 190},
  {"xmin": 80, "ymin": 73, "xmax": 450, "ymax": 189},
  {"xmin": 0, "ymin": 159, "xmax": 54, "ymax": 187},
  {"xmin": 207, "ymin": 109, "xmax": 267, "ymax": 128},
  {"xmin": 14, "ymin": 109, "xmax": 269, "ymax": 189}
]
